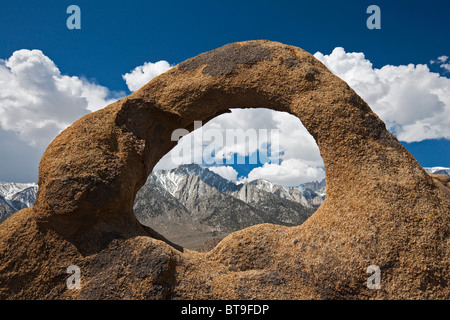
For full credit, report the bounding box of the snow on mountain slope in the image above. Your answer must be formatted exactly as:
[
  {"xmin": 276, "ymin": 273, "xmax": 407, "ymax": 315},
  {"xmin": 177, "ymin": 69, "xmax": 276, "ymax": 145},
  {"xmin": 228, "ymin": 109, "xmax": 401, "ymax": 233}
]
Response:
[
  {"xmin": 10, "ymin": 186, "xmax": 38, "ymax": 208},
  {"xmin": 152, "ymin": 164, "xmax": 321, "ymax": 207},
  {"xmin": 424, "ymin": 167, "xmax": 450, "ymax": 176},
  {"xmin": 152, "ymin": 170, "xmax": 187, "ymax": 197},
  {"xmin": 248, "ymin": 179, "xmax": 313, "ymax": 207},
  {"xmin": 175, "ymin": 164, "xmax": 239, "ymax": 193},
  {"xmin": 0, "ymin": 182, "xmax": 37, "ymax": 200},
  {"xmin": 152, "ymin": 164, "xmax": 240, "ymax": 195},
  {"xmin": 0, "ymin": 182, "xmax": 38, "ymax": 223}
]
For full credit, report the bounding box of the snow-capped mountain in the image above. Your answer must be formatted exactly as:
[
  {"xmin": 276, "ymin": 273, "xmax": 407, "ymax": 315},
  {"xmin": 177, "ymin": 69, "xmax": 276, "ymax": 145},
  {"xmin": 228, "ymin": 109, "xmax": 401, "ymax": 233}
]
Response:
[
  {"xmin": 152, "ymin": 164, "xmax": 324, "ymax": 206},
  {"xmin": 134, "ymin": 164, "xmax": 323, "ymax": 250},
  {"xmin": 292, "ymin": 179, "xmax": 327, "ymax": 198},
  {"xmin": 246, "ymin": 179, "xmax": 311, "ymax": 207},
  {"xmin": 0, "ymin": 182, "xmax": 36, "ymax": 200},
  {"xmin": 0, "ymin": 182, "xmax": 38, "ymax": 223},
  {"xmin": 424, "ymin": 167, "xmax": 450, "ymax": 176},
  {"xmin": 170, "ymin": 164, "xmax": 241, "ymax": 193}
]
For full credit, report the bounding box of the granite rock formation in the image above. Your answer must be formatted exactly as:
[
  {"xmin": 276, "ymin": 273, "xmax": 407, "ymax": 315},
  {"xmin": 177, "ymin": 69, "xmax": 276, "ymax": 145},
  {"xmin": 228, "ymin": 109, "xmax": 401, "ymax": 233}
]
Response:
[{"xmin": 0, "ymin": 40, "xmax": 449, "ymax": 299}]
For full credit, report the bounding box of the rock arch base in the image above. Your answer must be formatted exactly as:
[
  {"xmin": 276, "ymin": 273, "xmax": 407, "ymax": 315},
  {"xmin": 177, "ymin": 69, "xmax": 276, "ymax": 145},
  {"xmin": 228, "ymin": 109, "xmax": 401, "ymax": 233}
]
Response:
[{"xmin": 0, "ymin": 40, "xmax": 449, "ymax": 299}]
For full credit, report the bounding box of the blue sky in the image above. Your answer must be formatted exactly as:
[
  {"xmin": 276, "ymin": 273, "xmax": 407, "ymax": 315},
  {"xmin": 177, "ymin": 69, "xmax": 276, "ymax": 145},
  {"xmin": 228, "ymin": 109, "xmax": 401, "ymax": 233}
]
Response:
[
  {"xmin": 1, "ymin": 0, "xmax": 449, "ymax": 92},
  {"xmin": 0, "ymin": 0, "xmax": 449, "ymax": 183}
]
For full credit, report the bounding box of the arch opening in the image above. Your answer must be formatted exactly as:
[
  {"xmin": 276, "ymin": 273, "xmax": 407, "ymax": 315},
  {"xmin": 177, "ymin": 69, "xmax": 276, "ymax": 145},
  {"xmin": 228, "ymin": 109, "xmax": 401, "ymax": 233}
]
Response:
[{"xmin": 133, "ymin": 108, "xmax": 326, "ymax": 251}]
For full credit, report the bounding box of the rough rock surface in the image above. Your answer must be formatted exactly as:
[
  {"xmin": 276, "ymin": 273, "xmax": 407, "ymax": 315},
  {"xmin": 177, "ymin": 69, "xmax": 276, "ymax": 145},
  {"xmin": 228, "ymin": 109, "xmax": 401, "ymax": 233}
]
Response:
[{"xmin": 0, "ymin": 40, "xmax": 449, "ymax": 299}]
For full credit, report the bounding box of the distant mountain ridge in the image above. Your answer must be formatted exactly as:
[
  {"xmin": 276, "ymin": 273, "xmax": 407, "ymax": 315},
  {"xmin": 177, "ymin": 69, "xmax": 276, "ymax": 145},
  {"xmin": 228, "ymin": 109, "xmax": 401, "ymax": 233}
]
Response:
[
  {"xmin": 134, "ymin": 164, "xmax": 324, "ymax": 250},
  {"xmin": 424, "ymin": 167, "xmax": 450, "ymax": 176},
  {"xmin": 0, "ymin": 182, "xmax": 37, "ymax": 223}
]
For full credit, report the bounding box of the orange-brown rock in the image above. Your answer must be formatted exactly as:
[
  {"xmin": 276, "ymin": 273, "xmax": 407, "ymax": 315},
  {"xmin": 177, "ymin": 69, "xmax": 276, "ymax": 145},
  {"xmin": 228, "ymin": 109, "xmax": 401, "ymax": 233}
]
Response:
[{"xmin": 0, "ymin": 40, "xmax": 449, "ymax": 299}]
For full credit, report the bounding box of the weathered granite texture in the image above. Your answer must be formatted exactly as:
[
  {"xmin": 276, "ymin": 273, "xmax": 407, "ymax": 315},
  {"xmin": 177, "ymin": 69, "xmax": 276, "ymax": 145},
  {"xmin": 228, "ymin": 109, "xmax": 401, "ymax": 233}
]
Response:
[{"xmin": 0, "ymin": 41, "xmax": 448, "ymax": 299}]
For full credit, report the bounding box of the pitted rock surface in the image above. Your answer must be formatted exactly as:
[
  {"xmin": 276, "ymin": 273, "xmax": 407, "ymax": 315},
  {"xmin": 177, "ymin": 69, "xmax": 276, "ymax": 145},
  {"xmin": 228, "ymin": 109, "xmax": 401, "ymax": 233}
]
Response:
[
  {"xmin": 178, "ymin": 42, "xmax": 273, "ymax": 75},
  {"xmin": 0, "ymin": 40, "xmax": 449, "ymax": 299}
]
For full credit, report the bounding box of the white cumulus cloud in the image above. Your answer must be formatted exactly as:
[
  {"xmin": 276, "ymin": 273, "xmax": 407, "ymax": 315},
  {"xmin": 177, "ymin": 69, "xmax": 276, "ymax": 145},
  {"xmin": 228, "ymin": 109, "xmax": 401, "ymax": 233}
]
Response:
[
  {"xmin": 245, "ymin": 158, "xmax": 325, "ymax": 186},
  {"xmin": 0, "ymin": 49, "xmax": 120, "ymax": 147},
  {"xmin": 437, "ymin": 56, "xmax": 448, "ymax": 63},
  {"xmin": 314, "ymin": 47, "xmax": 450, "ymax": 142},
  {"xmin": 208, "ymin": 166, "xmax": 238, "ymax": 181},
  {"xmin": 122, "ymin": 61, "xmax": 172, "ymax": 92},
  {"xmin": 153, "ymin": 108, "xmax": 325, "ymax": 186}
]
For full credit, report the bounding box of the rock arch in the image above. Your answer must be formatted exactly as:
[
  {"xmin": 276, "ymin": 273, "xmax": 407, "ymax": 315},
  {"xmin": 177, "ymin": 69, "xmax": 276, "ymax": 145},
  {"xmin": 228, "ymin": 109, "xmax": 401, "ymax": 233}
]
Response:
[
  {"xmin": 35, "ymin": 40, "xmax": 401, "ymax": 222},
  {"xmin": 0, "ymin": 40, "xmax": 449, "ymax": 299}
]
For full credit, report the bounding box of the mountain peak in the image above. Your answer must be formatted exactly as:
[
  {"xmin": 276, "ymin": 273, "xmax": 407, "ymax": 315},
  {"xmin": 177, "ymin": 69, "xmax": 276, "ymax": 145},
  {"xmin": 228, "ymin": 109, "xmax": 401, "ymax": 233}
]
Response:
[
  {"xmin": 0, "ymin": 182, "xmax": 37, "ymax": 200},
  {"xmin": 159, "ymin": 164, "xmax": 239, "ymax": 193}
]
